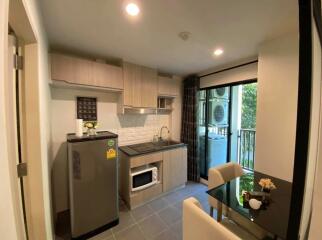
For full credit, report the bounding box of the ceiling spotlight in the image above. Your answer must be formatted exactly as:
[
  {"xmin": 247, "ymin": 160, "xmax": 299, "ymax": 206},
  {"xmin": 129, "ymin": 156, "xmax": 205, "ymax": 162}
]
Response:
[
  {"xmin": 126, "ymin": 3, "xmax": 140, "ymax": 16},
  {"xmin": 214, "ymin": 48, "xmax": 224, "ymax": 56}
]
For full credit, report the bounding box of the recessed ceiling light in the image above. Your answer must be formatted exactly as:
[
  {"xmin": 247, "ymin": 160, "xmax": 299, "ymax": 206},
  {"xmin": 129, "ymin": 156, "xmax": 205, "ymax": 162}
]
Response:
[
  {"xmin": 214, "ymin": 48, "xmax": 224, "ymax": 56},
  {"xmin": 126, "ymin": 3, "xmax": 140, "ymax": 16},
  {"xmin": 178, "ymin": 31, "xmax": 191, "ymax": 41}
]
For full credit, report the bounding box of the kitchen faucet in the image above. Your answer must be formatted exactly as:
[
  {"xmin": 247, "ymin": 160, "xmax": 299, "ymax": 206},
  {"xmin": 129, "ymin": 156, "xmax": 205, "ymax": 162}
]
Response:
[{"xmin": 159, "ymin": 126, "xmax": 170, "ymax": 142}]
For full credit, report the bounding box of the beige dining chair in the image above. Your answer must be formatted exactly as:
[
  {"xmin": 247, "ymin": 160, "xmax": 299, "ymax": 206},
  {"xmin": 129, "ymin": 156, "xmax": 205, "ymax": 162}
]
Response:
[
  {"xmin": 208, "ymin": 162, "xmax": 244, "ymax": 217},
  {"xmin": 183, "ymin": 197, "xmax": 241, "ymax": 240},
  {"xmin": 208, "ymin": 162, "xmax": 268, "ymax": 239}
]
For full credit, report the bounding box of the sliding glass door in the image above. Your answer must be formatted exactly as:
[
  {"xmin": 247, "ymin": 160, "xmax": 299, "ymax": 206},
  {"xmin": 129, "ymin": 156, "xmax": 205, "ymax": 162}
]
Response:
[
  {"xmin": 198, "ymin": 87, "xmax": 231, "ymax": 178},
  {"xmin": 198, "ymin": 82, "xmax": 257, "ymax": 179}
]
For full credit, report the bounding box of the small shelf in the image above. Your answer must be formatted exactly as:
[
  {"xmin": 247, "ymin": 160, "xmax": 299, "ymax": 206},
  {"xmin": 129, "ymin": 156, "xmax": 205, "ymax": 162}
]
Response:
[
  {"xmin": 157, "ymin": 97, "xmax": 173, "ymax": 114},
  {"xmin": 157, "ymin": 108, "xmax": 173, "ymax": 114}
]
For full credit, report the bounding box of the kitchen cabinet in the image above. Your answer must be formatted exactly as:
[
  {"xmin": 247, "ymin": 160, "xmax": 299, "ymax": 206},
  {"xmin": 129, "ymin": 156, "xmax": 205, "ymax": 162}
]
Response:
[
  {"xmin": 163, "ymin": 147, "xmax": 187, "ymax": 192},
  {"xmin": 51, "ymin": 53, "xmax": 75, "ymax": 83},
  {"xmin": 158, "ymin": 75, "xmax": 181, "ymax": 97},
  {"xmin": 123, "ymin": 62, "xmax": 157, "ymax": 108},
  {"xmin": 119, "ymin": 146, "xmax": 187, "ymax": 209},
  {"xmin": 130, "ymin": 152, "xmax": 163, "ymax": 168},
  {"xmin": 141, "ymin": 67, "xmax": 157, "ymax": 108},
  {"xmin": 51, "ymin": 53, "xmax": 123, "ymax": 90},
  {"xmin": 93, "ymin": 61, "xmax": 123, "ymax": 89},
  {"xmin": 131, "ymin": 64, "xmax": 142, "ymax": 107},
  {"xmin": 51, "ymin": 53, "xmax": 93, "ymax": 85},
  {"xmin": 123, "ymin": 62, "xmax": 141, "ymax": 106},
  {"xmin": 73, "ymin": 57, "xmax": 93, "ymax": 85}
]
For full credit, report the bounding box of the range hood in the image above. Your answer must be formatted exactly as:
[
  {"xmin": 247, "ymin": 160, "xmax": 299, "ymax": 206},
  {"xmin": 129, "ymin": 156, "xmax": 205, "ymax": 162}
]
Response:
[
  {"xmin": 120, "ymin": 107, "xmax": 172, "ymax": 115},
  {"xmin": 122, "ymin": 107, "xmax": 157, "ymax": 114}
]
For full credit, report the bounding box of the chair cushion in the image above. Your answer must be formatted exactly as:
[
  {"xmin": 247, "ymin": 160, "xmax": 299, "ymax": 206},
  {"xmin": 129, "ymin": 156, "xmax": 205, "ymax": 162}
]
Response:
[{"xmin": 183, "ymin": 198, "xmax": 241, "ymax": 240}]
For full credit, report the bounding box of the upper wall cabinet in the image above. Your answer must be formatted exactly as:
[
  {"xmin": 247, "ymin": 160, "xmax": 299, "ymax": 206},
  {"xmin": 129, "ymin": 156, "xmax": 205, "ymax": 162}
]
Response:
[
  {"xmin": 158, "ymin": 75, "xmax": 181, "ymax": 97},
  {"xmin": 93, "ymin": 61, "xmax": 123, "ymax": 89},
  {"xmin": 141, "ymin": 67, "xmax": 157, "ymax": 108},
  {"xmin": 51, "ymin": 53, "xmax": 123, "ymax": 90},
  {"xmin": 123, "ymin": 62, "xmax": 140, "ymax": 107},
  {"xmin": 123, "ymin": 62, "xmax": 157, "ymax": 108}
]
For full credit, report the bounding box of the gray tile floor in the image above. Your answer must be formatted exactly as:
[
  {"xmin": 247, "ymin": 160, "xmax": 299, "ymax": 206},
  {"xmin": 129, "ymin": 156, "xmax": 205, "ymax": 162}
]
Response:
[{"xmin": 56, "ymin": 182, "xmax": 213, "ymax": 240}]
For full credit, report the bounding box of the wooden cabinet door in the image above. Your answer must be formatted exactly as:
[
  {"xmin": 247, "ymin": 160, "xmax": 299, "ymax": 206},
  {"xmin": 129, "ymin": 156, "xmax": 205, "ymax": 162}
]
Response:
[
  {"xmin": 132, "ymin": 64, "xmax": 142, "ymax": 107},
  {"xmin": 163, "ymin": 148, "xmax": 187, "ymax": 192},
  {"xmin": 51, "ymin": 53, "xmax": 74, "ymax": 83},
  {"xmin": 158, "ymin": 76, "xmax": 171, "ymax": 96},
  {"xmin": 109, "ymin": 65, "xmax": 123, "ymax": 89},
  {"xmin": 51, "ymin": 53, "xmax": 92, "ymax": 85},
  {"xmin": 181, "ymin": 147, "xmax": 188, "ymax": 184},
  {"xmin": 123, "ymin": 62, "xmax": 141, "ymax": 107},
  {"xmin": 158, "ymin": 75, "xmax": 181, "ymax": 97},
  {"xmin": 141, "ymin": 67, "xmax": 157, "ymax": 108},
  {"xmin": 73, "ymin": 57, "xmax": 93, "ymax": 85},
  {"xmin": 93, "ymin": 62, "xmax": 123, "ymax": 89},
  {"xmin": 170, "ymin": 76, "xmax": 181, "ymax": 96},
  {"xmin": 123, "ymin": 62, "xmax": 134, "ymax": 106}
]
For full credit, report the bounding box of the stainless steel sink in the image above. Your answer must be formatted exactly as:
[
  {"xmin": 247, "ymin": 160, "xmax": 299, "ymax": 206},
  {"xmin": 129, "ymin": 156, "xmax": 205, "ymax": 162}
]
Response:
[
  {"xmin": 152, "ymin": 140, "xmax": 181, "ymax": 147},
  {"xmin": 124, "ymin": 140, "xmax": 184, "ymax": 155}
]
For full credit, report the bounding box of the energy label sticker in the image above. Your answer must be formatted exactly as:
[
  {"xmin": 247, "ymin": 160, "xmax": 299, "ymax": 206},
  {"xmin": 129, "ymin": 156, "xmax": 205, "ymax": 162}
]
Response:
[
  {"xmin": 106, "ymin": 148, "xmax": 116, "ymax": 159},
  {"xmin": 107, "ymin": 139, "xmax": 115, "ymax": 147}
]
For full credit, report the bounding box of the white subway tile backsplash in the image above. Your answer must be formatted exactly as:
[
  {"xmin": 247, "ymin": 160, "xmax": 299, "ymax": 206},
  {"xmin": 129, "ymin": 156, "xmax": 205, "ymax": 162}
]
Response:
[{"xmin": 102, "ymin": 114, "xmax": 169, "ymax": 146}]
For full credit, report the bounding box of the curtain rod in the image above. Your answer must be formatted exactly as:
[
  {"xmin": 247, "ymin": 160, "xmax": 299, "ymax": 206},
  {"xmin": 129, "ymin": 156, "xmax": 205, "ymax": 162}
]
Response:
[{"xmin": 199, "ymin": 60, "xmax": 258, "ymax": 78}]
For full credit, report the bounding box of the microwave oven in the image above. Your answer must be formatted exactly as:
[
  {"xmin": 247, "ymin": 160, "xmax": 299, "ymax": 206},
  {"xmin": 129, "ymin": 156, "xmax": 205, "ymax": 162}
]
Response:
[{"xmin": 131, "ymin": 166, "xmax": 158, "ymax": 192}]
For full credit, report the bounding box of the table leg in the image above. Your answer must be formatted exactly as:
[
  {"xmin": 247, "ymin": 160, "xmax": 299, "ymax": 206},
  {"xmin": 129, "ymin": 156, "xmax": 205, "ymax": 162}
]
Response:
[{"xmin": 217, "ymin": 202, "xmax": 223, "ymax": 222}]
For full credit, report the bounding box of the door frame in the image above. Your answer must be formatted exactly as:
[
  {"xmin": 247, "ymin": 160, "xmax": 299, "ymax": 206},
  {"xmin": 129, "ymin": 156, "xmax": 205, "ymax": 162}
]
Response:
[
  {"xmin": 0, "ymin": 0, "xmax": 53, "ymax": 240},
  {"xmin": 199, "ymin": 79, "xmax": 257, "ymax": 179}
]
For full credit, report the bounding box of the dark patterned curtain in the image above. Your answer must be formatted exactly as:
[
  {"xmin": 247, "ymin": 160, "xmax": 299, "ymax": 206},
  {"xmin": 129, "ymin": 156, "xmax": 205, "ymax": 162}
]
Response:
[{"xmin": 181, "ymin": 75, "xmax": 200, "ymax": 182}]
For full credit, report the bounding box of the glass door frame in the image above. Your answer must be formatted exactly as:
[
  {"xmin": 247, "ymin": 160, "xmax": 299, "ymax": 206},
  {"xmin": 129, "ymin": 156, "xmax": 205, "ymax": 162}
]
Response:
[{"xmin": 199, "ymin": 79, "xmax": 257, "ymax": 180}]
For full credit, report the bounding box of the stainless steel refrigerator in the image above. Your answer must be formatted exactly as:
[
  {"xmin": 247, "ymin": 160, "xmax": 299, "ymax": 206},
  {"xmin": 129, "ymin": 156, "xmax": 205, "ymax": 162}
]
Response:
[{"xmin": 67, "ymin": 131, "xmax": 119, "ymax": 239}]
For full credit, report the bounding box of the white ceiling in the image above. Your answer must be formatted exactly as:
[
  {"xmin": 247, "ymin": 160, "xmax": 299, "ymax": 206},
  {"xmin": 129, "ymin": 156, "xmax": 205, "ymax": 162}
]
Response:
[{"xmin": 38, "ymin": 0, "xmax": 298, "ymax": 75}]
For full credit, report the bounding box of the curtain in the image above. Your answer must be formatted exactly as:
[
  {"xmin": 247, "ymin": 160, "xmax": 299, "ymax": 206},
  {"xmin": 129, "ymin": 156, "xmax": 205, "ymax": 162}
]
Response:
[{"xmin": 181, "ymin": 75, "xmax": 200, "ymax": 182}]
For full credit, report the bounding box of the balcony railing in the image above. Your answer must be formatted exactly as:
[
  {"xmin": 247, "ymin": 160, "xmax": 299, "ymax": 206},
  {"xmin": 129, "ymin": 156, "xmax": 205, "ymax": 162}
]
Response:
[{"xmin": 238, "ymin": 129, "xmax": 256, "ymax": 171}]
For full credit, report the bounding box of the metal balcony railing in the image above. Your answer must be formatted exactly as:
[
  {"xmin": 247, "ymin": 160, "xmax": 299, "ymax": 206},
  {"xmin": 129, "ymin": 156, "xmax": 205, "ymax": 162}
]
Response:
[{"xmin": 238, "ymin": 129, "xmax": 256, "ymax": 171}]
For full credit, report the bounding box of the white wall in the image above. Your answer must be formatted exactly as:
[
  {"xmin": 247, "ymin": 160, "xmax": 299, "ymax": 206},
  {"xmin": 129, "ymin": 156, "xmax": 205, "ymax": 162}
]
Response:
[
  {"xmin": 198, "ymin": 32, "xmax": 299, "ymax": 182},
  {"xmin": 0, "ymin": 1, "xmax": 23, "ymax": 239},
  {"xmin": 255, "ymin": 32, "xmax": 299, "ymax": 182},
  {"xmin": 50, "ymin": 87, "xmax": 182, "ymax": 213}
]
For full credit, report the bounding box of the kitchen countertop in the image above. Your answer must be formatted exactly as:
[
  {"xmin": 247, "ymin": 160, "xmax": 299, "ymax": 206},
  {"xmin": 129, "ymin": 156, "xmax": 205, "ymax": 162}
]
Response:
[
  {"xmin": 67, "ymin": 131, "xmax": 118, "ymax": 143},
  {"xmin": 119, "ymin": 141, "xmax": 187, "ymax": 156}
]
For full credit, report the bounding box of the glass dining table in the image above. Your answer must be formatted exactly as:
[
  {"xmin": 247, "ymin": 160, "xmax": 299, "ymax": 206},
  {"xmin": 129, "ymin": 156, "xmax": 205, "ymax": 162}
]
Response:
[{"xmin": 207, "ymin": 171, "xmax": 292, "ymax": 239}]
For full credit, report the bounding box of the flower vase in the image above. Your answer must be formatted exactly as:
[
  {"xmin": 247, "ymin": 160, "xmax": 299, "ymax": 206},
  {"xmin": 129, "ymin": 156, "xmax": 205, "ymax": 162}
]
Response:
[
  {"xmin": 262, "ymin": 187, "xmax": 271, "ymax": 194},
  {"xmin": 87, "ymin": 128, "xmax": 97, "ymax": 136}
]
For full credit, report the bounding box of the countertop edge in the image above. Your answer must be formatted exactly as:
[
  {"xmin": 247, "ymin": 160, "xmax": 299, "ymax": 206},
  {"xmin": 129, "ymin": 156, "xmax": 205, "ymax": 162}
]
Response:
[{"xmin": 119, "ymin": 143, "xmax": 187, "ymax": 157}]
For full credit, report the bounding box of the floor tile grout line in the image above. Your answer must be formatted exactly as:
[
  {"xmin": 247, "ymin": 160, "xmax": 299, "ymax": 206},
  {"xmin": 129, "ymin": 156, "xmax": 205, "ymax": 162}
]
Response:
[
  {"xmin": 132, "ymin": 203, "xmax": 180, "ymax": 239},
  {"xmin": 135, "ymin": 221, "xmax": 150, "ymax": 240},
  {"xmin": 114, "ymin": 183, "xmax": 207, "ymax": 239},
  {"xmin": 155, "ymin": 211, "xmax": 170, "ymax": 229},
  {"xmin": 130, "ymin": 207, "xmax": 151, "ymax": 240},
  {"xmin": 111, "ymin": 226, "xmax": 116, "ymax": 240},
  {"xmin": 112, "ymin": 212, "xmax": 137, "ymax": 236},
  {"xmin": 151, "ymin": 225, "xmax": 172, "ymax": 240}
]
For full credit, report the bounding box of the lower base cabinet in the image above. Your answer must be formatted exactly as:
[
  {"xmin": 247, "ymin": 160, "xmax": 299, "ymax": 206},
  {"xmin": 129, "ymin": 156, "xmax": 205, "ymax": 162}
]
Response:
[
  {"xmin": 119, "ymin": 146, "xmax": 187, "ymax": 209},
  {"xmin": 163, "ymin": 148, "xmax": 187, "ymax": 192}
]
